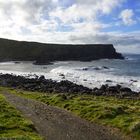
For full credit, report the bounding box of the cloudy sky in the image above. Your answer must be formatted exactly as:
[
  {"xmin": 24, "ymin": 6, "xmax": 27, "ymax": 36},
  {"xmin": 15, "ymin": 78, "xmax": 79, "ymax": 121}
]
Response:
[{"xmin": 0, "ymin": 0, "xmax": 140, "ymax": 53}]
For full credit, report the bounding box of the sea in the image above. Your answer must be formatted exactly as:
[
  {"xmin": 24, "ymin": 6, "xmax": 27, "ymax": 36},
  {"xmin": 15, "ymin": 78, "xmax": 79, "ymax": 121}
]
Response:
[{"xmin": 0, "ymin": 53, "xmax": 140, "ymax": 92}]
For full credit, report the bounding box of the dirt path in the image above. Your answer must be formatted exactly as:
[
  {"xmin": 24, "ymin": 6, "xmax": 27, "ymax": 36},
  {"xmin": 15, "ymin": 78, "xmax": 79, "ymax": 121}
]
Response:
[{"xmin": 3, "ymin": 92, "xmax": 132, "ymax": 140}]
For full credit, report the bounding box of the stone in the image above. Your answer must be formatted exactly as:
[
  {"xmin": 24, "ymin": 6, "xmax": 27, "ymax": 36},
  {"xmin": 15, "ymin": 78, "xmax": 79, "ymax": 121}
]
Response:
[{"xmin": 120, "ymin": 87, "xmax": 132, "ymax": 92}]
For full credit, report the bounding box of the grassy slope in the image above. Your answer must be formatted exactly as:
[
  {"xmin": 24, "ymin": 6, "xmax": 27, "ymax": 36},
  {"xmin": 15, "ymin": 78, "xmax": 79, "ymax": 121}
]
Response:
[
  {"xmin": 0, "ymin": 38, "xmax": 122, "ymax": 62},
  {"xmin": 1, "ymin": 87, "xmax": 140, "ymax": 140},
  {"xmin": 0, "ymin": 93, "xmax": 43, "ymax": 140}
]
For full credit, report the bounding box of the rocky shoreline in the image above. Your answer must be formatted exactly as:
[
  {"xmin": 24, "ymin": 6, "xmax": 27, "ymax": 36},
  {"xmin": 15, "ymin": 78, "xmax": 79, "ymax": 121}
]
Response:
[{"xmin": 0, "ymin": 73, "xmax": 139, "ymax": 99}]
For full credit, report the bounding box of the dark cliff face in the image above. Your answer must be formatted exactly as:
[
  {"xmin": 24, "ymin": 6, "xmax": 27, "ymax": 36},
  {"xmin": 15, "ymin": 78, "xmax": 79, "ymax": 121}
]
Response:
[{"xmin": 0, "ymin": 38, "xmax": 124, "ymax": 64}]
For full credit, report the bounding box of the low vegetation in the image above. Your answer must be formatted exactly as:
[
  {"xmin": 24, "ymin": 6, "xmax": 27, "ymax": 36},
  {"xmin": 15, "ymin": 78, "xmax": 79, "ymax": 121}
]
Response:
[
  {"xmin": 0, "ymin": 93, "xmax": 42, "ymax": 140},
  {"xmin": 0, "ymin": 87, "xmax": 140, "ymax": 140},
  {"xmin": 0, "ymin": 38, "xmax": 123, "ymax": 63}
]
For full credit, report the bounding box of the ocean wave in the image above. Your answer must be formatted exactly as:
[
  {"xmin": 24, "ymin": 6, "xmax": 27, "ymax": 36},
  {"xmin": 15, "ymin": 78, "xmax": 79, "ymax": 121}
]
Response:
[
  {"xmin": 0, "ymin": 58, "xmax": 140, "ymax": 92},
  {"xmin": 50, "ymin": 66, "xmax": 140, "ymax": 92}
]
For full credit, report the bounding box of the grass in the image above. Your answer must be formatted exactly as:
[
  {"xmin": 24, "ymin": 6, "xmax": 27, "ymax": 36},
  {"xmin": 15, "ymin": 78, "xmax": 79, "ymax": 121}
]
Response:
[
  {"xmin": 0, "ymin": 93, "xmax": 43, "ymax": 140},
  {"xmin": 0, "ymin": 87, "xmax": 140, "ymax": 140}
]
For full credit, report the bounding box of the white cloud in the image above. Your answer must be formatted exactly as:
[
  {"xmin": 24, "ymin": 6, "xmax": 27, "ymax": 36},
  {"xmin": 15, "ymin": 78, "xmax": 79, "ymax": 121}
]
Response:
[
  {"xmin": 50, "ymin": 0, "xmax": 125, "ymax": 23},
  {"xmin": 75, "ymin": 0, "xmax": 125, "ymax": 14},
  {"xmin": 0, "ymin": 0, "xmax": 125, "ymax": 30},
  {"xmin": 49, "ymin": 0, "xmax": 125, "ymax": 34},
  {"xmin": 0, "ymin": 0, "xmax": 56, "ymax": 26},
  {"xmin": 0, "ymin": 0, "xmax": 59, "ymax": 38},
  {"xmin": 0, "ymin": 0, "xmax": 140, "ymax": 54},
  {"xmin": 0, "ymin": 0, "xmax": 124, "ymax": 40},
  {"xmin": 119, "ymin": 9, "xmax": 136, "ymax": 25},
  {"xmin": 49, "ymin": 4, "xmax": 96, "ymax": 24}
]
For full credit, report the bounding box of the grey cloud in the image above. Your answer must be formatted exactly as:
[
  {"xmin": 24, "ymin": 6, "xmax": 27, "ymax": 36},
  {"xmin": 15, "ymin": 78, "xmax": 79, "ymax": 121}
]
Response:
[
  {"xmin": 69, "ymin": 32, "xmax": 140, "ymax": 53},
  {"xmin": 70, "ymin": 33, "xmax": 140, "ymax": 45},
  {"xmin": 113, "ymin": 35, "xmax": 140, "ymax": 46},
  {"xmin": 69, "ymin": 33, "xmax": 113, "ymax": 44},
  {"xmin": 23, "ymin": 0, "xmax": 55, "ymax": 22}
]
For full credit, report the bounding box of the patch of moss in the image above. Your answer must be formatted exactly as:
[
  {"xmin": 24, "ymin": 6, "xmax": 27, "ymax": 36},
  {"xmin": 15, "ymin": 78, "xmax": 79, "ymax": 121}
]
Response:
[{"xmin": 0, "ymin": 93, "xmax": 43, "ymax": 140}]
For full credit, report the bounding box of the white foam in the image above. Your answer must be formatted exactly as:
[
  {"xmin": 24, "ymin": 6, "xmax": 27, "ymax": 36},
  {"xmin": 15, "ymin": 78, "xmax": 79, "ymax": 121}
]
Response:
[
  {"xmin": 49, "ymin": 66, "xmax": 140, "ymax": 92},
  {"xmin": 0, "ymin": 61, "xmax": 140, "ymax": 92}
]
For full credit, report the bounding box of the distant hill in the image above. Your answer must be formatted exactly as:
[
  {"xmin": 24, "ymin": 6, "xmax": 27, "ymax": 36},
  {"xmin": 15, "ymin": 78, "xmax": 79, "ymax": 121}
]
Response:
[{"xmin": 0, "ymin": 38, "xmax": 124, "ymax": 64}]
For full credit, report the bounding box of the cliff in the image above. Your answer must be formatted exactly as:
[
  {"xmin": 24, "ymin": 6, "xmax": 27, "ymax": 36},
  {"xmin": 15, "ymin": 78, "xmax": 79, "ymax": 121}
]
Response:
[{"xmin": 0, "ymin": 38, "xmax": 124, "ymax": 64}]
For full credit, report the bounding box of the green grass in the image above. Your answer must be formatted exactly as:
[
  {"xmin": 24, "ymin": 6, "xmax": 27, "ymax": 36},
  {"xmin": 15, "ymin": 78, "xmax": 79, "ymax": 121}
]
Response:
[
  {"xmin": 1, "ymin": 87, "xmax": 140, "ymax": 140},
  {"xmin": 0, "ymin": 93, "xmax": 43, "ymax": 140}
]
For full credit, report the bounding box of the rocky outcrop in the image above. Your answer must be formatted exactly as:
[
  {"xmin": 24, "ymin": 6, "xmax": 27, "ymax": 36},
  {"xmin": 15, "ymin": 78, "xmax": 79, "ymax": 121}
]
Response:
[
  {"xmin": 0, "ymin": 74, "xmax": 139, "ymax": 99},
  {"xmin": 0, "ymin": 38, "xmax": 124, "ymax": 64}
]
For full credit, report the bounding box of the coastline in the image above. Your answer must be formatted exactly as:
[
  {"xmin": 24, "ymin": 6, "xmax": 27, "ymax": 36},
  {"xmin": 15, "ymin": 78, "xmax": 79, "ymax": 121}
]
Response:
[
  {"xmin": 0, "ymin": 73, "xmax": 139, "ymax": 99},
  {"xmin": 0, "ymin": 54, "xmax": 140, "ymax": 93},
  {"xmin": 0, "ymin": 38, "xmax": 124, "ymax": 64}
]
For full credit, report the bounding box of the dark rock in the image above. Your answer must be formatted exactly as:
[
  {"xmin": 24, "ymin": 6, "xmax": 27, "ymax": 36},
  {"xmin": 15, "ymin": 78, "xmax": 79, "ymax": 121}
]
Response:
[
  {"xmin": 39, "ymin": 75, "xmax": 45, "ymax": 80},
  {"xmin": 94, "ymin": 90, "xmax": 104, "ymax": 96},
  {"xmin": 107, "ymin": 86, "xmax": 118, "ymax": 93},
  {"xmin": 59, "ymin": 74, "xmax": 65, "ymax": 77},
  {"xmin": 82, "ymin": 68, "xmax": 89, "ymax": 71},
  {"xmin": 116, "ymin": 84, "xmax": 122, "ymax": 89},
  {"xmin": 62, "ymin": 76, "xmax": 65, "ymax": 79},
  {"xmin": 102, "ymin": 66, "xmax": 109, "ymax": 69},
  {"xmin": 14, "ymin": 61, "xmax": 20, "ymax": 64},
  {"xmin": 0, "ymin": 73, "xmax": 139, "ymax": 99},
  {"xmin": 94, "ymin": 67, "xmax": 101, "ymax": 70},
  {"xmin": 130, "ymin": 80, "xmax": 138, "ymax": 82},
  {"xmin": 120, "ymin": 87, "xmax": 132, "ymax": 92},
  {"xmin": 100, "ymin": 85, "xmax": 108, "ymax": 91},
  {"xmin": 106, "ymin": 80, "xmax": 112, "ymax": 83},
  {"xmin": 93, "ymin": 87, "xmax": 99, "ymax": 91}
]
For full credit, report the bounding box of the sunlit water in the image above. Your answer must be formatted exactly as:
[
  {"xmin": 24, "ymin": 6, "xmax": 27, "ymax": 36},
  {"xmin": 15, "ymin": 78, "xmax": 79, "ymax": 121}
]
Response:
[{"xmin": 0, "ymin": 54, "xmax": 140, "ymax": 92}]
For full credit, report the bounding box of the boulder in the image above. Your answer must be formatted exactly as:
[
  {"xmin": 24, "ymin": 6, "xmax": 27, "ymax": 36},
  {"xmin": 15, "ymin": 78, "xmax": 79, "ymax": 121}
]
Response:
[
  {"xmin": 100, "ymin": 85, "xmax": 108, "ymax": 91},
  {"xmin": 106, "ymin": 80, "xmax": 112, "ymax": 83},
  {"xmin": 107, "ymin": 86, "xmax": 118, "ymax": 93},
  {"xmin": 102, "ymin": 66, "xmax": 109, "ymax": 69},
  {"xmin": 120, "ymin": 87, "xmax": 132, "ymax": 92},
  {"xmin": 94, "ymin": 67, "xmax": 101, "ymax": 70},
  {"xmin": 39, "ymin": 75, "xmax": 45, "ymax": 80}
]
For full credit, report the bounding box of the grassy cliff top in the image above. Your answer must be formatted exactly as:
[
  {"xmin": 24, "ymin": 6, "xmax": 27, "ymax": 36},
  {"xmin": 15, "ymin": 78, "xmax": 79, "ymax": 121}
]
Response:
[{"xmin": 0, "ymin": 38, "xmax": 124, "ymax": 63}]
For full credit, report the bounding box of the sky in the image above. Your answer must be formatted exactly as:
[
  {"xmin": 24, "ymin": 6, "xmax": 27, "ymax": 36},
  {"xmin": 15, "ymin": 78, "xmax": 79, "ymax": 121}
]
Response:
[{"xmin": 0, "ymin": 0, "xmax": 140, "ymax": 53}]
